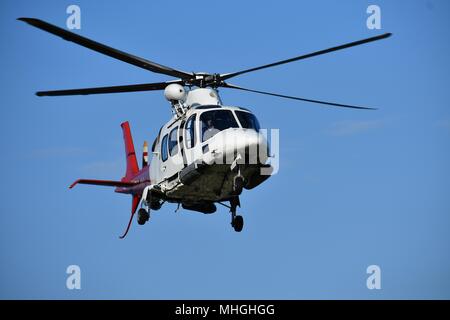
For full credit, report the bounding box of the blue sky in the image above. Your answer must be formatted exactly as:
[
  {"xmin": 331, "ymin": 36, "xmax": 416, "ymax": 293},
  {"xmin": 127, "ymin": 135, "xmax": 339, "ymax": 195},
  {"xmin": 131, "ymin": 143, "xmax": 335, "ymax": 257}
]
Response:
[{"xmin": 1, "ymin": 0, "xmax": 449, "ymax": 299}]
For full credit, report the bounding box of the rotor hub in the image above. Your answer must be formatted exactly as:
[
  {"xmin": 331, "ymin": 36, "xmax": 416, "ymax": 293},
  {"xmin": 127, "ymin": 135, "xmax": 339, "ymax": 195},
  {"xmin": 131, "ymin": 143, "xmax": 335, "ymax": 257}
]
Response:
[{"xmin": 189, "ymin": 73, "xmax": 223, "ymax": 88}]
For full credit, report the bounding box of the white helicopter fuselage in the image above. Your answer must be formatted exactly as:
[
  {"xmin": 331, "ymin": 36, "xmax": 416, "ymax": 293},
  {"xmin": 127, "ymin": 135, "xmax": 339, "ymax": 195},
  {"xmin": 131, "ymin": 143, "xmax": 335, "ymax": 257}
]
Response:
[
  {"xmin": 148, "ymin": 88, "xmax": 271, "ymax": 206},
  {"xmin": 21, "ymin": 15, "xmax": 390, "ymax": 235}
]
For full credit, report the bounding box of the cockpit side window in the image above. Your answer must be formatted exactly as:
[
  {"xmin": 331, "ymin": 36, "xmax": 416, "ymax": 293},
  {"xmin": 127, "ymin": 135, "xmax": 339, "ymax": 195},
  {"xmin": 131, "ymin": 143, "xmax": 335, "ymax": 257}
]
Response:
[
  {"xmin": 151, "ymin": 137, "xmax": 157, "ymax": 152},
  {"xmin": 235, "ymin": 111, "xmax": 260, "ymax": 132},
  {"xmin": 168, "ymin": 127, "xmax": 178, "ymax": 156},
  {"xmin": 200, "ymin": 110, "xmax": 239, "ymax": 142},
  {"xmin": 161, "ymin": 134, "xmax": 168, "ymax": 162},
  {"xmin": 185, "ymin": 114, "xmax": 196, "ymax": 148},
  {"xmin": 152, "ymin": 126, "xmax": 163, "ymax": 152}
]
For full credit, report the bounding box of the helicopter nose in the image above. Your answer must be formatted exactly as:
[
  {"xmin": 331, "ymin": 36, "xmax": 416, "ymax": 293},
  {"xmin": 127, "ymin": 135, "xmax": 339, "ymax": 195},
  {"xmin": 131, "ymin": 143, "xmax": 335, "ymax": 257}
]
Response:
[{"xmin": 203, "ymin": 128, "xmax": 268, "ymax": 165}]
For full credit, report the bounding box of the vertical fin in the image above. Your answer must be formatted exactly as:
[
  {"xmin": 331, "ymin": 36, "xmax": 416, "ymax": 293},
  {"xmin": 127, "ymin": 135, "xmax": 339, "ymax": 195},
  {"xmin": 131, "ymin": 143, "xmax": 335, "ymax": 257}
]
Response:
[{"xmin": 121, "ymin": 121, "xmax": 139, "ymax": 181}]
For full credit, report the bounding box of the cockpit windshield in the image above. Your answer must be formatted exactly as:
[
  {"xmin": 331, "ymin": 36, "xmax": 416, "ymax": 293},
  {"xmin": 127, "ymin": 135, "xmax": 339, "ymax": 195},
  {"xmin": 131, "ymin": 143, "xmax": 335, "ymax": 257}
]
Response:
[
  {"xmin": 235, "ymin": 111, "xmax": 260, "ymax": 132},
  {"xmin": 200, "ymin": 110, "xmax": 239, "ymax": 142}
]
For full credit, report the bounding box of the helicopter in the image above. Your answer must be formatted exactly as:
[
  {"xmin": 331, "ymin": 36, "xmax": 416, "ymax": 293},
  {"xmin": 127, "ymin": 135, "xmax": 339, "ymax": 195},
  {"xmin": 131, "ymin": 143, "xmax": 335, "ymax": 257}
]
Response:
[{"xmin": 18, "ymin": 17, "xmax": 391, "ymax": 238}]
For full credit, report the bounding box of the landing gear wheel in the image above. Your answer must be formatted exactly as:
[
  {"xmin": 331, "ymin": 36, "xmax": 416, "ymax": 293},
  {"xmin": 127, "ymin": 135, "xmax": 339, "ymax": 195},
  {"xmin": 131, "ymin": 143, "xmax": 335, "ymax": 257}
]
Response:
[
  {"xmin": 232, "ymin": 215, "xmax": 244, "ymax": 232},
  {"xmin": 137, "ymin": 208, "xmax": 150, "ymax": 225},
  {"xmin": 229, "ymin": 197, "xmax": 243, "ymax": 232}
]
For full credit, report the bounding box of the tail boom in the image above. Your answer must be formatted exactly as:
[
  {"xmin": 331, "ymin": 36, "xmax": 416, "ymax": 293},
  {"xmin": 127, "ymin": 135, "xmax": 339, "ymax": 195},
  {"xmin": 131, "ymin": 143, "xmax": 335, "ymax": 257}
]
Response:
[{"xmin": 69, "ymin": 121, "xmax": 151, "ymax": 239}]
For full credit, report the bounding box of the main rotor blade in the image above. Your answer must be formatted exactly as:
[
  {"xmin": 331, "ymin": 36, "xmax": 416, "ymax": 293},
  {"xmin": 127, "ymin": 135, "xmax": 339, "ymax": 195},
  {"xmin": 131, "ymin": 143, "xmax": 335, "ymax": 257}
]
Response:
[
  {"xmin": 36, "ymin": 81, "xmax": 182, "ymax": 96},
  {"xmin": 18, "ymin": 18, "xmax": 193, "ymax": 79},
  {"xmin": 221, "ymin": 33, "xmax": 392, "ymax": 81},
  {"xmin": 221, "ymin": 83, "xmax": 377, "ymax": 110}
]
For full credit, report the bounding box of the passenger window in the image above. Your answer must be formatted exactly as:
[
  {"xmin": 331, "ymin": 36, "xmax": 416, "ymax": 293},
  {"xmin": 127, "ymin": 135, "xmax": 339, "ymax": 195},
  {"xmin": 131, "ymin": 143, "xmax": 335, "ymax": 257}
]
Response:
[
  {"xmin": 161, "ymin": 134, "xmax": 168, "ymax": 161},
  {"xmin": 185, "ymin": 114, "xmax": 196, "ymax": 148},
  {"xmin": 169, "ymin": 127, "xmax": 178, "ymax": 156},
  {"xmin": 152, "ymin": 126, "xmax": 163, "ymax": 152}
]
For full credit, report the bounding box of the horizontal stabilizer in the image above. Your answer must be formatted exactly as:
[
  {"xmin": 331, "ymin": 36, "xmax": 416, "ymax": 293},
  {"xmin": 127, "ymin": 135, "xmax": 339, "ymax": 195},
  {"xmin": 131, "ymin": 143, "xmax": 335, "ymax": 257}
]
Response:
[{"xmin": 69, "ymin": 179, "xmax": 137, "ymax": 189}]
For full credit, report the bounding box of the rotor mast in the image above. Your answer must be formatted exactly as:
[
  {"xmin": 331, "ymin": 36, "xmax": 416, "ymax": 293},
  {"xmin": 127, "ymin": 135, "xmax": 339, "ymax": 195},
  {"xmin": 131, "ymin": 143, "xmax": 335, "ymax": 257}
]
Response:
[{"xmin": 164, "ymin": 84, "xmax": 222, "ymax": 117}]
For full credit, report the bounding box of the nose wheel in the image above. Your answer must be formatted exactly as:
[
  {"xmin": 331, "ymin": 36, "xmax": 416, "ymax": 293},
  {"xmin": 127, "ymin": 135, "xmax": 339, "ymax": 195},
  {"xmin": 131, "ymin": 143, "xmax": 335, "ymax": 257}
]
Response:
[
  {"xmin": 230, "ymin": 197, "xmax": 244, "ymax": 232},
  {"xmin": 232, "ymin": 214, "xmax": 244, "ymax": 232},
  {"xmin": 137, "ymin": 208, "xmax": 150, "ymax": 225}
]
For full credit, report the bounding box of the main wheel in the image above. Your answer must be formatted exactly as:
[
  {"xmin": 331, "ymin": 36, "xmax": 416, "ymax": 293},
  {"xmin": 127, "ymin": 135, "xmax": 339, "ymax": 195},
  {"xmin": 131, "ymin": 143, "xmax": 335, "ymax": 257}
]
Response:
[
  {"xmin": 137, "ymin": 208, "xmax": 150, "ymax": 225},
  {"xmin": 233, "ymin": 215, "xmax": 244, "ymax": 232}
]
